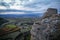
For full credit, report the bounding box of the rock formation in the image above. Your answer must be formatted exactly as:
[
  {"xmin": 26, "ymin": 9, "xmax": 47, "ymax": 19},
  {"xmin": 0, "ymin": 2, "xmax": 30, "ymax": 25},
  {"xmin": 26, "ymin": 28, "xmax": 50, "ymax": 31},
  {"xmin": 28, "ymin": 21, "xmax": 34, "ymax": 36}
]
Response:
[{"xmin": 31, "ymin": 8, "xmax": 60, "ymax": 40}]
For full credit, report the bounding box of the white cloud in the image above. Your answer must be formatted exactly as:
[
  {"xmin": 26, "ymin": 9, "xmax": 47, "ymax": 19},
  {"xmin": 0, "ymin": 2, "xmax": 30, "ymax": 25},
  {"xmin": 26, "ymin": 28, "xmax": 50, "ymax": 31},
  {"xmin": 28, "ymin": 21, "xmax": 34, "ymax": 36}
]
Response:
[
  {"xmin": 0, "ymin": 12, "xmax": 25, "ymax": 14},
  {"xmin": 0, "ymin": 0, "xmax": 60, "ymax": 13},
  {"xmin": 10, "ymin": 5, "xmax": 39, "ymax": 12},
  {"xmin": 3, "ymin": 0, "xmax": 12, "ymax": 3},
  {"xmin": 0, "ymin": 6, "xmax": 7, "ymax": 9}
]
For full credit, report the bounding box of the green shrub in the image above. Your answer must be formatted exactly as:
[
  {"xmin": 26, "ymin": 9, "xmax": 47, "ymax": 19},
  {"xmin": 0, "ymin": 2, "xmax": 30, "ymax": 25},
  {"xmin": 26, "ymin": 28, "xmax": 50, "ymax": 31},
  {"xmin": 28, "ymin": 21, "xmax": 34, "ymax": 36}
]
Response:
[{"xmin": 5, "ymin": 24, "xmax": 16, "ymax": 28}]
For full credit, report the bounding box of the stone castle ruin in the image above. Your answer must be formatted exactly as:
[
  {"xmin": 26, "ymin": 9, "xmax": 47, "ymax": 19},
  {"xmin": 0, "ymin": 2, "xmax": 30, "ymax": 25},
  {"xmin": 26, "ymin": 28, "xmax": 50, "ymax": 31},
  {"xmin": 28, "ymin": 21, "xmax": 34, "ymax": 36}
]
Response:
[{"xmin": 31, "ymin": 8, "xmax": 60, "ymax": 40}]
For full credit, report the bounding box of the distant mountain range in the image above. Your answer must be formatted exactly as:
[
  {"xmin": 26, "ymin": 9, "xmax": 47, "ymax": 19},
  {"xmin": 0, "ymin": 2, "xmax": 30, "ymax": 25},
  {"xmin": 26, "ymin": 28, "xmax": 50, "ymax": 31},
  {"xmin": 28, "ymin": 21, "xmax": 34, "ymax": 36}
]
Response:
[
  {"xmin": 0, "ymin": 9, "xmax": 43, "ymax": 18},
  {"xmin": 0, "ymin": 9, "xmax": 36, "ymax": 12},
  {"xmin": 0, "ymin": 13, "xmax": 43, "ymax": 18}
]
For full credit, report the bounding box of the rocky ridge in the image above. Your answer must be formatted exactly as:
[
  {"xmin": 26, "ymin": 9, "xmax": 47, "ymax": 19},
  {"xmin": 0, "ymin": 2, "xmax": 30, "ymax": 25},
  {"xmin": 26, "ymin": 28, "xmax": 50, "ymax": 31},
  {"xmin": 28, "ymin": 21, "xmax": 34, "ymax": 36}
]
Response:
[{"xmin": 31, "ymin": 8, "xmax": 60, "ymax": 40}]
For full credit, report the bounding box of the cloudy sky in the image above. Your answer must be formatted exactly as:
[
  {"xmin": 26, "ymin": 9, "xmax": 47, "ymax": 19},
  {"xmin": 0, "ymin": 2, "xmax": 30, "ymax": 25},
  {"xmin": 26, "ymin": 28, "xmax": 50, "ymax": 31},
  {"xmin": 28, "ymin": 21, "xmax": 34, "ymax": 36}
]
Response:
[{"xmin": 0, "ymin": 0, "xmax": 60, "ymax": 14}]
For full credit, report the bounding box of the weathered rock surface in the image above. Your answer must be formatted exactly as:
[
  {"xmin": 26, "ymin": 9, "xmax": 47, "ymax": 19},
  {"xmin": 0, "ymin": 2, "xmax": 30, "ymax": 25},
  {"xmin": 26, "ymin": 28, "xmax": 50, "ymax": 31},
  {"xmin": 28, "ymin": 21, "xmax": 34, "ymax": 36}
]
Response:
[{"xmin": 31, "ymin": 8, "xmax": 60, "ymax": 40}]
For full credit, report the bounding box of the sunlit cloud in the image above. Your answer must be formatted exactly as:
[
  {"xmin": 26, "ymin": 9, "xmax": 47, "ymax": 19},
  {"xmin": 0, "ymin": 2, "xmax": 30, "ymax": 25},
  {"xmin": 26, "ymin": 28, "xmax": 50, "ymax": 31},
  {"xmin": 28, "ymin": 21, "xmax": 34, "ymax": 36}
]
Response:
[
  {"xmin": 0, "ymin": 0, "xmax": 60, "ymax": 14},
  {"xmin": 0, "ymin": 6, "xmax": 7, "ymax": 9},
  {"xmin": 0, "ymin": 12, "xmax": 25, "ymax": 14}
]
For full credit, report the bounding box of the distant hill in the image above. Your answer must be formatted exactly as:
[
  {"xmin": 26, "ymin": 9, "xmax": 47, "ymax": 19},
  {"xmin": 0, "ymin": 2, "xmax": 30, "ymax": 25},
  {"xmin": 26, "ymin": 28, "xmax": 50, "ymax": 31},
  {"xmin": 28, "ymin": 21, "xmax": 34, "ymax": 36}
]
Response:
[
  {"xmin": 0, "ymin": 9, "xmax": 31, "ymax": 12},
  {"xmin": 0, "ymin": 13, "xmax": 43, "ymax": 18},
  {"xmin": 0, "ymin": 9, "xmax": 43, "ymax": 18},
  {"xmin": 0, "ymin": 17, "xmax": 8, "ymax": 26}
]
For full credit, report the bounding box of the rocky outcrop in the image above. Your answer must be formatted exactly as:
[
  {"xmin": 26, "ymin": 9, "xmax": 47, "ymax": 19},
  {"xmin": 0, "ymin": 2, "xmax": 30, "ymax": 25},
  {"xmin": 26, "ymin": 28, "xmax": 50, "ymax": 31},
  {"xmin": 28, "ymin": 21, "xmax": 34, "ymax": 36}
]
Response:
[{"xmin": 31, "ymin": 8, "xmax": 60, "ymax": 40}]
